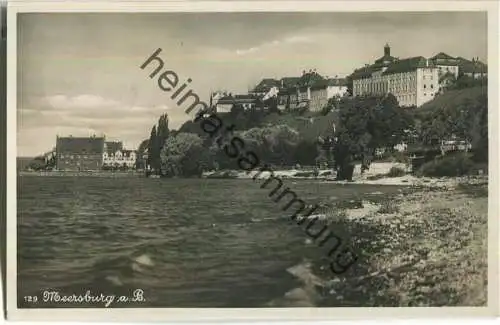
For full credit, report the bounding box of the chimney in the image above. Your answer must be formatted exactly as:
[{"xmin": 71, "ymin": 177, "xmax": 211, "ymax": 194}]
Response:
[{"xmin": 384, "ymin": 43, "xmax": 390, "ymax": 56}]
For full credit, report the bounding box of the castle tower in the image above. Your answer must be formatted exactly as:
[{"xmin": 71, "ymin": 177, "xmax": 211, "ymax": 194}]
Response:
[{"xmin": 384, "ymin": 43, "xmax": 391, "ymax": 56}]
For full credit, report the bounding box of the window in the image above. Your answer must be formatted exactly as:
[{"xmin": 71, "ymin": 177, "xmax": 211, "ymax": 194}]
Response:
[
  {"xmin": 423, "ymin": 84, "xmax": 426, "ymax": 89},
  {"xmin": 430, "ymin": 84, "xmax": 434, "ymax": 89},
  {"xmin": 424, "ymin": 93, "xmax": 426, "ymax": 96}
]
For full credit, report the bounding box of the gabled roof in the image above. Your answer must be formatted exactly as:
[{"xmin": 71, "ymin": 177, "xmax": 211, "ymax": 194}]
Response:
[
  {"xmin": 56, "ymin": 137, "xmax": 105, "ymax": 154},
  {"xmin": 105, "ymin": 141, "xmax": 123, "ymax": 154},
  {"xmin": 252, "ymin": 78, "xmax": 280, "ymax": 92},
  {"xmin": 297, "ymin": 71, "xmax": 327, "ymax": 89},
  {"xmin": 430, "ymin": 52, "xmax": 455, "ymax": 60},
  {"xmin": 430, "ymin": 52, "xmax": 460, "ymax": 66}
]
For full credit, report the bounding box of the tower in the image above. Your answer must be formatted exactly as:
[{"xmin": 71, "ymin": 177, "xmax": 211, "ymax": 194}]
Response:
[{"xmin": 384, "ymin": 43, "xmax": 391, "ymax": 56}]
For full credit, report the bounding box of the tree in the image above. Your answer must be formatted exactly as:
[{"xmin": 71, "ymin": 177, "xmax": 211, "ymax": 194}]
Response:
[
  {"xmin": 240, "ymin": 124, "xmax": 300, "ymax": 166},
  {"xmin": 160, "ymin": 132, "xmax": 213, "ymax": 177},
  {"xmin": 345, "ymin": 75, "xmax": 353, "ymax": 96},
  {"xmin": 414, "ymin": 86, "xmax": 488, "ymax": 162},
  {"xmin": 27, "ymin": 156, "xmax": 46, "ymax": 171},
  {"xmin": 136, "ymin": 139, "xmax": 149, "ymax": 170},
  {"xmin": 157, "ymin": 113, "xmax": 170, "ymax": 146},
  {"xmin": 147, "ymin": 125, "xmax": 160, "ymax": 173},
  {"xmin": 333, "ymin": 94, "xmax": 412, "ymax": 180}
]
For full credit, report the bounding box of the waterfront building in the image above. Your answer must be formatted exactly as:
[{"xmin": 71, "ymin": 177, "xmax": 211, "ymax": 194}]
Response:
[
  {"xmin": 103, "ymin": 141, "xmax": 137, "ymax": 169},
  {"xmin": 55, "ymin": 135, "xmax": 105, "ymax": 171}
]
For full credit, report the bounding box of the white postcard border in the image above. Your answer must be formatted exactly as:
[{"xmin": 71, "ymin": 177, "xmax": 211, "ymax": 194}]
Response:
[{"xmin": 5, "ymin": 0, "xmax": 500, "ymax": 321}]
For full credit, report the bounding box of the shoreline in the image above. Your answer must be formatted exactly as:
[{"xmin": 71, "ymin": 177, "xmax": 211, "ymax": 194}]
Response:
[{"xmin": 304, "ymin": 183, "xmax": 488, "ymax": 307}]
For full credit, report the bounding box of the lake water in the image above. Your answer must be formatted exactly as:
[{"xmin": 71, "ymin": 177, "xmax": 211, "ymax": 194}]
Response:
[{"xmin": 17, "ymin": 176, "xmax": 405, "ymax": 308}]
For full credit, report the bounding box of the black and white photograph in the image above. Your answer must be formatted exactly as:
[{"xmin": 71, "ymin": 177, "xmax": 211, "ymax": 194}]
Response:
[{"xmin": 5, "ymin": 0, "xmax": 499, "ymax": 321}]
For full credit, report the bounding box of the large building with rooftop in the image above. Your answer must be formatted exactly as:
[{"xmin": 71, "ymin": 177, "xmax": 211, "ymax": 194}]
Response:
[{"xmin": 351, "ymin": 44, "xmax": 487, "ymax": 107}]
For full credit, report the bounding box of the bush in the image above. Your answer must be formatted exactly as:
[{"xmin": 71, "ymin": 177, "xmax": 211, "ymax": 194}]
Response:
[
  {"xmin": 417, "ymin": 153, "xmax": 475, "ymax": 177},
  {"xmin": 387, "ymin": 167, "xmax": 406, "ymax": 178}
]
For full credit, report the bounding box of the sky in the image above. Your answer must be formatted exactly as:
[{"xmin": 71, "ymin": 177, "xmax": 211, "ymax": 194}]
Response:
[{"xmin": 17, "ymin": 11, "xmax": 487, "ymax": 156}]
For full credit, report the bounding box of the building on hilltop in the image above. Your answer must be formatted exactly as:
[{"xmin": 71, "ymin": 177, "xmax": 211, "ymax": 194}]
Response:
[
  {"xmin": 351, "ymin": 44, "xmax": 487, "ymax": 107},
  {"xmin": 429, "ymin": 52, "xmax": 460, "ymax": 78},
  {"xmin": 55, "ymin": 135, "xmax": 105, "ymax": 171},
  {"xmin": 275, "ymin": 71, "xmax": 348, "ymax": 112},
  {"xmin": 249, "ymin": 78, "xmax": 281, "ymax": 97},
  {"xmin": 352, "ymin": 44, "xmax": 440, "ymax": 107},
  {"xmin": 326, "ymin": 77, "xmax": 349, "ymax": 98},
  {"xmin": 214, "ymin": 94, "xmax": 261, "ymax": 113}
]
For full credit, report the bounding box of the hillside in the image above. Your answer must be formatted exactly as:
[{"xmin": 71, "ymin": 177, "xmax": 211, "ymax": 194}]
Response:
[
  {"xmin": 415, "ymin": 86, "xmax": 487, "ymax": 116},
  {"xmin": 176, "ymin": 110, "xmax": 338, "ymax": 141}
]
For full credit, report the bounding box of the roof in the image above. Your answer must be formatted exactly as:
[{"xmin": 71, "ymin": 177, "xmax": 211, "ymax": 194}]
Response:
[
  {"xmin": 56, "ymin": 137, "xmax": 105, "ymax": 154},
  {"xmin": 217, "ymin": 95, "xmax": 258, "ymax": 105},
  {"xmin": 252, "ymin": 78, "xmax": 280, "ymax": 92},
  {"xmin": 280, "ymin": 77, "xmax": 301, "ymax": 88},
  {"xmin": 458, "ymin": 58, "xmax": 487, "ymax": 74},
  {"xmin": 382, "ymin": 56, "xmax": 432, "ymax": 75},
  {"xmin": 297, "ymin": 72, "xmax": 328, "ymax": 89},
  {"xmin": 350, "ymin": 65, "xmax": 380, "ymax": 80},
  {"xmin": 328, "ymin": 78, "xmax": 347, "ymax": 87},
  {"xmin": 430, "ymin": 52, "xmax": 460, "ymax": 66},
  {"xmin": 105, "ymin": 141, "xmax": 123, "ymax": 154},
  {"xmin": 374, "ymin": 54, "xmax": 397, "ymax": 65},
  {"xmin": 430, "ymin": 52, "xmax": 455, "ymax": 60}
]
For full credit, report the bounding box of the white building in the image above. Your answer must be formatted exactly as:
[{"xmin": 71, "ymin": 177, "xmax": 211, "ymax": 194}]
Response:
[
  {"xmin": 352, "ymin": 45, "xmax": 487, "ymax": 107},
  {"xmin": 429, "ymin": 52, "xmax": 460, "ymax": 78},
  {"xmin": 326, "ymin": 77, "xmax": 348, "ymax": 98},
  {"xmin": 102, "ymin": 141, "xmax": 137, "ymax": 169},
  {"xmin": 352, "ymin": 44, "xmax": 440, "ymax": 107}
]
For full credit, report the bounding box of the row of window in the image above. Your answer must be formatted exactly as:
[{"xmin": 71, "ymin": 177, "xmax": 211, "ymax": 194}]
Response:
[
  {"xmin": 59, "ymin": 154, "xmax": 97, "ymax": 159},
  {"xmin": 59, "ymin": 154, "xmax": 136, "ymax": 160},
  {"xmin": 103, "ymin": 154, "xmax": 136, "ymax": 158}
]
